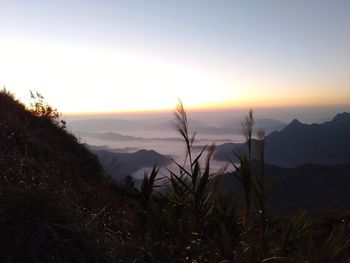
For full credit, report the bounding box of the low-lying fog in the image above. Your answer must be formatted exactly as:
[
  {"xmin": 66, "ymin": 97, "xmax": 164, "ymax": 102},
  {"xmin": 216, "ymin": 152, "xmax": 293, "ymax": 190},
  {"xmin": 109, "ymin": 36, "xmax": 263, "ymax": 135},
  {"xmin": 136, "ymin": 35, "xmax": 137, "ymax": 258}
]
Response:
[{"xmin": 64, "ymin": 105, "xmax": 350, "ymax": 180}]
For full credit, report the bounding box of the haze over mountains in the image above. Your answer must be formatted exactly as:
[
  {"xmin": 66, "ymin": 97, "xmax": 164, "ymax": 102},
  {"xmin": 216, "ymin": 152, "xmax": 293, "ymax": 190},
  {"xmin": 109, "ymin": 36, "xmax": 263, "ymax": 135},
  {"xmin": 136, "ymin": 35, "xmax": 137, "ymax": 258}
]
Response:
[
  {"xmin": 78, "ymin": 111, "xmax": 350, "ymax": 214},
  {"xmin": 67, "ymin": 116, "xmax": 289, "ymax": 181},
  {"xmin": 85, "ymin": 144, "xmax": 171, "ymax": 180},
  {"xmin": 66, "ymin": 111, "xmax": 350, "ymax": 215},
  {"xmin": 67, "ymin": 112, "xmax": 350, "ymax": 183},
  {"xmin": 68, "ymin": 116, "xmax": 287, "ymax": 139}
]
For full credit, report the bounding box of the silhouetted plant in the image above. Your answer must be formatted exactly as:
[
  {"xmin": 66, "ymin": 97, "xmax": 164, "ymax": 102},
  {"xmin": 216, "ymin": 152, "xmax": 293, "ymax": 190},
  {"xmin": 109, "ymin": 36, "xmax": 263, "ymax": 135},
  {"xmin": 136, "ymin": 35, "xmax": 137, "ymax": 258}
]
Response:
[
  {"xmin": 277, "ymin": 212, "xmax": 312, "ymax": 257},
  {"xmin": 241, "ymin": 108, "xmax": 254, "ymax": 160},
  {"xmin": 307, "ymin": 227, "xmax": 350, "ymax": 262},
  {"xmin": 141, "ymin": 164, "xmax": 160, "ymax": 205},
  {"xmin": 29, "ymin": 90, "xmax": 66, "ymax": 128},
  {"xmin": 169, "ymin": 100, "xmax": 217, "ymax": 219},
  {"xmin": 230, "ymin": 152, "xmax": 253, "ymax": 226},
  {"xmin": 256, "ymin": 129, "xmax": 268, "ymax": 255}
]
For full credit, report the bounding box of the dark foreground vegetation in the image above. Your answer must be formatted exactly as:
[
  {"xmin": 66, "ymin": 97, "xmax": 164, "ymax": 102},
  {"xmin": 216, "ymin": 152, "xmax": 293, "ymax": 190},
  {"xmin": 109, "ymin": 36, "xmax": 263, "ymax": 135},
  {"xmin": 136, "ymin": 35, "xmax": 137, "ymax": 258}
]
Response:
[{"xmin": 1, "ymin": 89, "xmax": 349, "ymax": 262}]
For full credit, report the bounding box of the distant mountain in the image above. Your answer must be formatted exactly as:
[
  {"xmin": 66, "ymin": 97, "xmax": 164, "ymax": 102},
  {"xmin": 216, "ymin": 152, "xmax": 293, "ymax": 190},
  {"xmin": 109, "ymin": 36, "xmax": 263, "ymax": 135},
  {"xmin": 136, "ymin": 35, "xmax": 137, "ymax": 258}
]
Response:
[
  {"xmin": 84, "ymin": 144, "xmax": 138, "ymax": 153},
  {"xmin": 68, "ymin": 118, "xmax": 208, "ymax": 133},
  {"xmin": 90, "ymin": 148, "xmax": 171, "ymax": 180},
  {"xmin": 214, "ymin": 112, "xmax": 350, "ymax": 167},
  {"xmin": 212, "ymin": 140, "xmax": 258, "ymax": 162},
  {"xmin": 83, "ymin": 132, "xmax": 145, "ymax": 141},
  {"xmin": 219, "ymin": 162, "xmax": 350, "ymax": 214},
  {"xmin": 82, "ymin": 131, "xmax": 183, "ymax": 142},
  {"xmin": 83, "ymin": 132, "xmax": 231, "ymax": 143},
  {"xmin": 69, "ymin": 117, "xmax": 285, "ymax": 137},
  {"xmin": 265, "ymin": 112, "xmax": 350, "ymax": 167},
  {"xmin": 190, "ymin": 118, "xmax": 286, "ymax": 135},
  {"xmin": 220, "ymin": 118, "xmax": 286, "ymax": 134},
  {"xmin": 68, "ymin": 118, "xmax": 147, "ymax": 132},
  {"xmin": 69, "ymin": 118, "xmax": 208, "ymax": 134}
]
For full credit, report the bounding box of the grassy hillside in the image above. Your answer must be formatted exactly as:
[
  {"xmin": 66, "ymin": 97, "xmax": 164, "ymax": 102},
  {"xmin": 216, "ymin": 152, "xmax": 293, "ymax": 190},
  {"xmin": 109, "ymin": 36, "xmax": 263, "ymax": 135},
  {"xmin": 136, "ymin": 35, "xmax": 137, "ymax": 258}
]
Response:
[{"xmin": 0, "ymin": 90, "xmax": 140, "ymax": 262}]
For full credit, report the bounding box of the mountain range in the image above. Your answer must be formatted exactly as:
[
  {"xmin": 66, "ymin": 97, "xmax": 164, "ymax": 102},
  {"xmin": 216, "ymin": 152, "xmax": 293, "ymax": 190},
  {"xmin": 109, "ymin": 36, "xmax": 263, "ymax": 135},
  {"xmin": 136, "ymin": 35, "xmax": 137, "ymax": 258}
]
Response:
[
  {"xmin": 82, "ymin": 132, "xmax": 183, "ymax": 142},
  {"xmin": 87, "ymin": 146, "xmax": 171, "ymax": 180},
  {"xmin": 214, "ymin": 112, "xmax": 350, "ymax": 167},
  {"xmin": 219, "ymin": 162, "xmax": 350, "ymax": 214},
  {"xmin": 68, "ymin": 117, "xmax": 286, "ymax": 136}
]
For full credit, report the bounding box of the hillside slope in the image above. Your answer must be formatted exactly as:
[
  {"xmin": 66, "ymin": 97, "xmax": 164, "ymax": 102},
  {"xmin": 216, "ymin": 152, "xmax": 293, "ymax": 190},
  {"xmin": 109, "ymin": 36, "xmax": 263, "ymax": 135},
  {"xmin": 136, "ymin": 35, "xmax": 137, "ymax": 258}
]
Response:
[
  {"xmin": 0, "ymin": 90, "xmax": 137, "ymax": 263},
  {"xmin": 0, "ymin": 90, "xmax": 104, "ymax": 191}
]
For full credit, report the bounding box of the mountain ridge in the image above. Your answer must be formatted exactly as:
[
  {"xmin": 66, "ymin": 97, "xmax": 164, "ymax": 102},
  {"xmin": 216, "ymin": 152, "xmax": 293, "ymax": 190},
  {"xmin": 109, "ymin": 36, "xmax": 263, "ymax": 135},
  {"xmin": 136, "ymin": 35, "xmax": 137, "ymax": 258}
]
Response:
[
  {"xmin": 214, "ymin": 112, "xmax": 350, "ymax": 167},
  {"xmin": 219, "ymin": 161, "xmax": 350, "ymax": 214}
]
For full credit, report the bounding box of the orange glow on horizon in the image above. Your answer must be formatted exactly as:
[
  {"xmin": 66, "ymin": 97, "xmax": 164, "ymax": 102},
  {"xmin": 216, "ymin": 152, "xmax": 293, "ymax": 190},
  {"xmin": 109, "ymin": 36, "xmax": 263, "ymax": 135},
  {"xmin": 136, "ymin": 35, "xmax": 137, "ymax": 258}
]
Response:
[
  {"xmin": 62, "ymin": 96, "xmax": 350, "ymax": 116},
  {"xmin": 2, "ymin": 40, "xmax": 349, "ymax": 115}
]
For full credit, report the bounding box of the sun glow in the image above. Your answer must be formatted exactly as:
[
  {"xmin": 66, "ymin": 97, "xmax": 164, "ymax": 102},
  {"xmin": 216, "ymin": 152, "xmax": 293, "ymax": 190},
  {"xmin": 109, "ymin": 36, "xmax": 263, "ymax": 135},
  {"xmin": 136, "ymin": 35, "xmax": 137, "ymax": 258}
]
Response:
[
  {"xmin": 0, "ymin": 39, "xmax": 236, "ymax": 113},
  {"xmin": 1, "ymin": 37, "xmax": 349, "ymax": 113},
  {"xmin": 1, "ymin": 1, "xmax": 350, "ymax": 114}
]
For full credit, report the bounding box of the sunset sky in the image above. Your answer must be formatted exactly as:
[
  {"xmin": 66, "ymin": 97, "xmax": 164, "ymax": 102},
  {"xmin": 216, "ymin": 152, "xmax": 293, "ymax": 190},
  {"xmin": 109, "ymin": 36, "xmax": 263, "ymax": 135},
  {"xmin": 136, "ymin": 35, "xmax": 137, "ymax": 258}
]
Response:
[{"xmin": 0, "ymin": 1, "xmax": 349, "ymax": 113}]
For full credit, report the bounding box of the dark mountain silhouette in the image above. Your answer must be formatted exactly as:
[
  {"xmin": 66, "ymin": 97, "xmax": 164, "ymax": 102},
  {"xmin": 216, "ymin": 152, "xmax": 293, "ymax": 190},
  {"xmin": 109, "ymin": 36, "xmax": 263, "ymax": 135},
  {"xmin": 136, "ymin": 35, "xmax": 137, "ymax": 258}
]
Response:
[
  {"xmin": 90, "ymin": 148, "xmax": 171, "ymax": 180},
  {"xmin": 219, "ymin": 162, "xmax": 350, "ymax": 214},
  {"xmin": 212, "ymin": 140, "xmax": 259, "ymax": 162},
  {"xmin": 265, "ymin": 112, "xmax": 350, "ymax": 167},
  {"xmin": 214, "ymin": 113, "xmax": 350, "ymax": 167},
  {"xmin": 218, "ymin": 118, "xmax": 286, "ymax": 134}
]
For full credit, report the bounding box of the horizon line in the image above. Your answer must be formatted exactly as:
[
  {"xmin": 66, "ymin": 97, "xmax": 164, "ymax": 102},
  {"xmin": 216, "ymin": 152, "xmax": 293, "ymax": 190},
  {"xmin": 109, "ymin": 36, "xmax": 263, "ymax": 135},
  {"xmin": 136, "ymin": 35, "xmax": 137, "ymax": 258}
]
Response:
[{"xmin": 62, "ymin": 103, "xmax": 350, "ymax": 116}]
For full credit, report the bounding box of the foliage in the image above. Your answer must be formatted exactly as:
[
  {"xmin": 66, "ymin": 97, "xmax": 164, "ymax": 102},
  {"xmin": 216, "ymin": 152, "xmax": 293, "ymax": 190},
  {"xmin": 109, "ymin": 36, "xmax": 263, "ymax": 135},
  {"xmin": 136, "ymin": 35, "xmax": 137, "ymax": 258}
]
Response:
[{"xmin": 29, "ymin": 90, "xmax": 66, "ymax": 128}]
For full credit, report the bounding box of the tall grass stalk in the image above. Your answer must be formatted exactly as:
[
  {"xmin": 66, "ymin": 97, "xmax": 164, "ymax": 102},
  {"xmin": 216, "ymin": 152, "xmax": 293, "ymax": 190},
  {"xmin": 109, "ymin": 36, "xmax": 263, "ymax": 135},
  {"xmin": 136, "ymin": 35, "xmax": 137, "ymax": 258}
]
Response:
[{"xmin": 241, "ymin": 108, "xmax": 254, "ymax": 160}]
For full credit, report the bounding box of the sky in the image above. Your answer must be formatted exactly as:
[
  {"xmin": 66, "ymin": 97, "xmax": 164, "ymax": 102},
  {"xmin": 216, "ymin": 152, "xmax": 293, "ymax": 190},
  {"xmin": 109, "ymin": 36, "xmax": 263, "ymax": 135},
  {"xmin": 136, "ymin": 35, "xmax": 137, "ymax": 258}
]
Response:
[{"xmin": 0, "ymin": 0, "xmax": 349, "ymax": 113}]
